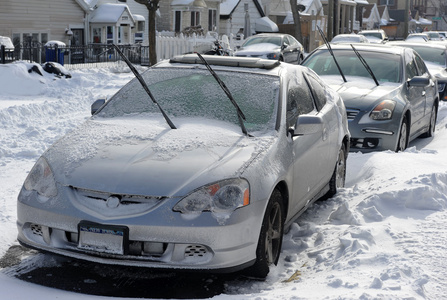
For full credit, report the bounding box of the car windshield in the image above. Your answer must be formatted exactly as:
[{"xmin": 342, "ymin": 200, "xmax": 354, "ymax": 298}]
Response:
[
  {"xmin": 97, "ymin": 68, "xmax": 280, "ymax": 133},
  {"xmin": 303, "ymin": 49, "xmax": 402, "ymax": 83},
  {"xmin": 361, "ymin": 32, "xmax": 382, "ymax": 39},
  {"xmin": 243, "ymin": 36, "xmax": 282, "ymax": 47}
]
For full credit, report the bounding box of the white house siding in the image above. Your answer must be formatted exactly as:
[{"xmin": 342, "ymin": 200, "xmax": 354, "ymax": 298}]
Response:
[
  {"xmin": 220, "ymin": 0, "xmax": 264, "ymax": 37},
  {"xmin": 0, "ymin": 0, "xmax": 86, "ymax": 45}
]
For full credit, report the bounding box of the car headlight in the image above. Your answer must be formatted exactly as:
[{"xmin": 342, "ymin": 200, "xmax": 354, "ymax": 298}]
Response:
[
  {"xmin": 438, "ymin": 82, "xmax": 446, "ymax": 93},
  {"xmin": 173, "ymin": 178, "xmax": 250, "ymax": 214},
  {"xmin": 24, "ymin": 157, "xmax": 57, "ymax": 198},
  {"xmin": 267, "ymin": 52, "xmax": 280, "ymax": 60},
  {"xmin": 369, "ymin": 100, "xmax": 396, "ymax": 120}
]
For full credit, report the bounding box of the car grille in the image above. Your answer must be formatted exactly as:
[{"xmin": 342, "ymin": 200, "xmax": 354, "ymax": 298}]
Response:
[
  {"xmin": 346, "ymin": 109, "xmax": 360, "ymax": 121},
  {"xmin": 71, "ymin": 186, "xmax": 165, "ymax": 217}
]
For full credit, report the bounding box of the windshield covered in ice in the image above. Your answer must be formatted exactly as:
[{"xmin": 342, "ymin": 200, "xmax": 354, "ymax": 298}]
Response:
[
  {"xmin": 97, "ymin": 67, "xmax": 280, "ymax": 133},
  {"xmin": 303, "ymin": 49, "xmax": 402, "ymax": 83}
]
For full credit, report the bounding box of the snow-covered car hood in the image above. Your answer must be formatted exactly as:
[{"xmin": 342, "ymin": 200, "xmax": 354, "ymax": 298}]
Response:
[
  {"xmin": 44, "ymin": 117, "xmax": 275, "ymax": 197},
  {"xmin": 325, "ymin": 79, "xmax": 400, "ymax": 110},
  {"xmin": 235, "ymin": 43, "xmax": 280, "ymax": 56}
]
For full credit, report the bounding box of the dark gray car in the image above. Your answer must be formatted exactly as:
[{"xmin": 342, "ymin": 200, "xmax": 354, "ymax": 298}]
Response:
[{"xmin": 302, "ymin": 44, "xmax": 439, "ymax": 152}]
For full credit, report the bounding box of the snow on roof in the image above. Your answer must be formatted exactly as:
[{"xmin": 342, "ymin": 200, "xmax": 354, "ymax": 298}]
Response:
[
  {"xmin": 355, "ymin": 0, "xmax": 369, "ymax": 4},
  {"xmin": 220, "ymin": 0, "xmax": 240, "ymax": 16},
  {"xmin": 133, "ymin": 14, "xmax": 145, "ymax": 21},
  {"xmin": 90, "ymin": 3, "xmax": 131, "ymax": 23}
]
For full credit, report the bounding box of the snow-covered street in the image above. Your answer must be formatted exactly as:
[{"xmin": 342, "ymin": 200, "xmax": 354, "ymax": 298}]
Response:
[{"xmin": 1, "ymin": 62, "xmax": 446, "ymax": 299}]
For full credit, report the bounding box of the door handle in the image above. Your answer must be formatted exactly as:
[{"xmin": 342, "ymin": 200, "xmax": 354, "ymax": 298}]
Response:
[{"xmin": 422, "ymin": 90, "xmax": 426, "ymax": 96}]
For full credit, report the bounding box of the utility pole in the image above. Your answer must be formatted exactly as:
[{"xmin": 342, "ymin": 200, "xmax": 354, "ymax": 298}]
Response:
[
  {"xmin": 328, "ymin": 0, "xmax": 334, "ymax": 40},
  {"xmin": 404, "ymin": 0, "xmax": 410, "ymax": 39}
]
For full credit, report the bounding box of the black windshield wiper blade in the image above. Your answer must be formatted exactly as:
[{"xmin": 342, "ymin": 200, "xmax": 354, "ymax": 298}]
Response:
[
  {"xmin": 317, "ymin": 26, "xmax": 347, "ymax": 83},
  {"xmin": 350, "ymin": 44, "xmax": 380, "ymax": 86},
  {"xmin": 112, "ymin": 44, "xmax": 176, "ymax": 129},
  {"xmin": 196, "ymin": 53, "xmax": 249, "ymax": 136}
]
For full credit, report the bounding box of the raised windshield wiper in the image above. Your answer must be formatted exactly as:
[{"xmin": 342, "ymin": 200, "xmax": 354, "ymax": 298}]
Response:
[
  {"xmin": 350, "ymin": 44, "xmax": 380, "ymax": 86},
  {"xmin": 196, "ymin": 53, "xmax": 249, "ymax": 136},
  {"xmin": 112, "ymin": 44, "xmax": 176, "ymax": 129},
  {"xmin": 317, "ymin": 26, "xmax": 347, "ymax": 83}
]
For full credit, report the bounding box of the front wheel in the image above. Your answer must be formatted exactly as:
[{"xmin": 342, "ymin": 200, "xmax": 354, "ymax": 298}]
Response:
[
  {"xmin": 422, "ymin": 104, "xmax": 437, "ymax": 138},
  {"xmin": 396, "ymin": 116, "xmax": 408, "ymax": 152},
  {"xmin": 326, "ymin": 144, "xmax": 347, "ymax": 198},
  {"xmin": 244, "ymin": 190, "xmax": 284, "ymax": 279}
]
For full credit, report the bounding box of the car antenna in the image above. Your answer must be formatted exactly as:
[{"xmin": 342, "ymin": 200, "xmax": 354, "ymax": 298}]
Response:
[
  {"xmin": 196, "ymin": 53, "xmax": 250, "ymax": 136},
  {"xmin": 350, "ymin": 44, "xmax": 380, "ymax": 86},
  {"xmin": 316, "ymin": 26, "xmax": 347, "ymax": 83},
  {"xmin": 111, "ymin": 44, "xmax": 176, "ymax": 129}
]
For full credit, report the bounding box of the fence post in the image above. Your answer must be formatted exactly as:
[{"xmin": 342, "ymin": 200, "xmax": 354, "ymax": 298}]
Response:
[{"xmin": 1, "ymin": 45, "xmax": 4, "ymax": 64}]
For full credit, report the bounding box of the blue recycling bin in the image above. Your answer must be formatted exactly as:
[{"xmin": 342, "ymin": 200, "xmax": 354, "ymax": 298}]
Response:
[{"xmin": 45, "ymin": 47, "xmax": 64, "ymax": 65}]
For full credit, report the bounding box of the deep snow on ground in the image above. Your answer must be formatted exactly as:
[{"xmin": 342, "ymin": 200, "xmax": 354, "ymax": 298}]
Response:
[{"xmin": 1, "ymin": 61, "xmax": 447, "ymax": 299}]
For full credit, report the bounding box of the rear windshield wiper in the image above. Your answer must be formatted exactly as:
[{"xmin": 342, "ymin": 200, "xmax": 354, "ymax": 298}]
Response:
[
  {"xmin": 350, "ymin": 44, "xmax": 380, "ymax": 86},
  {"xmin": 196, "ymin": 53, "xmax": 250, "ymax": 136},
  {"xmin": 317, "ymin": 26, "xmax": 347, "ymax": 83},
  {"xmin": 112, "ymin": 44, "xmax": 176, "ymax": 129}
]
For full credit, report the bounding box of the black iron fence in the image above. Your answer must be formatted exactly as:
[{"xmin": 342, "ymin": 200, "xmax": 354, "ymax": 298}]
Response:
[{"xmin": 0, "ymin": 43, "xmax": 150, "ymax": 66}]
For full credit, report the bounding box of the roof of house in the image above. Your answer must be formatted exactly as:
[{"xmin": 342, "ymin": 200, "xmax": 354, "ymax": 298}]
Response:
[
  {"xmin": 90, "ymin": 3, "xmax": 134, "ymax": 24},
  {"xmin": 220, "ymin": 0, "xmax": 264, "ymax": 17}
]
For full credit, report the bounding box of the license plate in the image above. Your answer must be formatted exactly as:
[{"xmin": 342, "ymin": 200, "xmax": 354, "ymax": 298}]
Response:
[{"xmin": 78, "ymin": 222, "xmax": 128, "ymax": 255}]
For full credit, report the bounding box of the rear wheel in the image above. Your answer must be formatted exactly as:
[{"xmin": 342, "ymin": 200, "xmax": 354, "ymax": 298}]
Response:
[
  {"xmin": 244, "ymin": 190, "xmax": 284, "ymax": 279},
  {"xmin": 396, "ymin": 116, "xmax": 408, "ymax": 152}
]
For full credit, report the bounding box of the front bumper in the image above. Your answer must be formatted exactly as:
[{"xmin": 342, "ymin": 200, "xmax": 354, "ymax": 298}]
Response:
[
  {"xmin": 17, "ymin": 185, "xmax": 265, "ymax": 272},
  {"xmin": 347, "ymin": 109, "xmax": 400, "ymax": 151}
]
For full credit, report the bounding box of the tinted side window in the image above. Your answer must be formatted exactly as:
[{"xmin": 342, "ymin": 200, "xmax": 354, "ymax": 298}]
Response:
[
  {"xmin": 405, "ymin": 52, "xmax": 418, "ymax": 80},
  {"xmin": 414, "ymin": 54, "xmax": 428, "ymax": 75},
  {"xmin": 304, "ymin": 73, "xmax": 327, "ymax": 111},
  {"xmin": 287, "ymin": 74, "xmax": 315, "ymax": 127}
]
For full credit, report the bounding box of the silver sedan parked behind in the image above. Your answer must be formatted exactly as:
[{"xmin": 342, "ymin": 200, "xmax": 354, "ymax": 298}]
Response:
[
  {"xmin": 234, "ymin": 33, "xmax": 304, "ymax": 64},
  {"xmin": 302, "ymin": 44, "xmax": 438, "ymax": 152},
  {"xmin": 17, "ymin": 55, "xmax": 350, "ymax": 279}
]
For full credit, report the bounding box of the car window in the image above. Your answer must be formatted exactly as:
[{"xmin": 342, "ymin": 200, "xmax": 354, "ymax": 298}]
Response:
[
  {"xmin": 287, "ymin": 73, "xmax": 315, "ymax": 128},
  {"xmin": 304, "ymin": 73, "xmax": 327, "ymax": 111},
  {"xmin": 405, "ymin": 54, "xmax": 418, "ymax": 80},
  {"xmin": 243, "ymin": 36, "xmax": 282, "ymax": 47},
  {"xmin": 403, "ymin": 46, "xmax": 446, "ymax": 66},
  {"xmin": 414, "ymin": 53, "xmax": 429, "ymax": 75},
  {"xmin": 98, "ymin": 68, "xmax": 280, "ymax": 133},
  {"xmin": 283, "ymin": 36, "xmax": 290, "ymax": 47},
  {"xmin": 288, "ymin": 36, "xmax": 298, "ymax": 47}
]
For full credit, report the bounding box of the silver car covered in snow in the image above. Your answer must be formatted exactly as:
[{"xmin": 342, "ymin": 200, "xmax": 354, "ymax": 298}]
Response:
[{"xmin": 17, "ymin": 55, "xmax": 349, "ymax": 278}]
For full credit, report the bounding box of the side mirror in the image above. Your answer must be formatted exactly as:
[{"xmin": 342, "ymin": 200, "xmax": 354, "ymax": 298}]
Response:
[
  {"xmin": 91, "ymin": 98, "xmax": 106, "ymax": 115},
  {"xmin": 407, "ymin": 76, "xmax": 430, "ymax": 87},
  {"xmin": 291, "ymin": 115, "xmax": 324, "ymax": 136}
]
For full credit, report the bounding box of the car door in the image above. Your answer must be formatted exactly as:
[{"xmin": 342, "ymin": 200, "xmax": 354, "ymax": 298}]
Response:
[
  {"xmin": 282, "ymin": 36, "xmax": 298, "ymax": 63},
  {"xmin": 287, "ymin": 70, "xmax": 335, "ymax": 215},
  {"xmin": 404, "ymin": 50, "xmax": 427, "ymax": 133},
  {"xmin": 414, "ymin": 53, "xmax": 437, "ymax": 119}
]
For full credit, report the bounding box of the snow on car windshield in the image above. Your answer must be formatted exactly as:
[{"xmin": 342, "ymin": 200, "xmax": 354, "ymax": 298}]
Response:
[
  {"xmin": 303, "ymin": 49, "xmax": 402, "ymax": 83},
  {"xmin": 98, "ymin": 68, "xmax": 279, "ymax": 133}
]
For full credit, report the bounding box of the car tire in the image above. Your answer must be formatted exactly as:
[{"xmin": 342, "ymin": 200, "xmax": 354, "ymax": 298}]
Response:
[
  {"xmin": 422, "ymin": 104, "xmax": 437, "ymax": 138},
  {"xmin": 396, "ymin": 116, "xmax": 408, "ymax": 152},
  {"xmin": 244, "ymin": 189, "xmax": 284, "ymax": 279},
  {"xmin": 326, "ymin": 144, "xmax": 347, "ymax": 199}
]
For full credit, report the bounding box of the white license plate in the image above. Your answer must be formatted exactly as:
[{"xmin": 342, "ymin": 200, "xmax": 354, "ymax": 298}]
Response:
[{"xmin": 78, "ymin": 223, "xmax": 127, "ymax": 255}]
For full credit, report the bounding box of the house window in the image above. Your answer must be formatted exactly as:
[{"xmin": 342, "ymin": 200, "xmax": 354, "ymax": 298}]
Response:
[
  {"xmin": 191, "ymin": 11, "xmax": 200, "ymax": 27},
  {"xmin": 208, "ymin": 9, "xmax": 217, "ymax": 31},
  {"xmin": 107, "ymin": 26, "xmax": 114, "ymax": 44},
  {"xmin": 93, "ymin": 27, "xmax": 102, "ymax": 43},
  {"xmin": 137, "ymin": 21, "xmax": 145, "ymax": 32},
  {"xmin": 174, "ymin": 11, "xmax": 181, "ymax": 32},
  {"xmin": 379, "ymin": 0, "xmax": 395, "ymax": 6}
]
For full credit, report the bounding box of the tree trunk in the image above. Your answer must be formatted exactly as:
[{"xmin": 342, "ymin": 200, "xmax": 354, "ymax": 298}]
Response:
[
  {"xmin": 290, "ymin": 0, "xmax": 303, "ymax": 44},
  {"xmin": 135, "ymin": 0, "xmax": 159, "ymax": 66}
]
